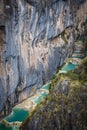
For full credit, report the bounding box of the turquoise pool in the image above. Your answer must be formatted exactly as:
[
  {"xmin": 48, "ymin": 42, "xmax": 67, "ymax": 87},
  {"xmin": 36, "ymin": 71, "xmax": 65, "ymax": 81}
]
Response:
[
  {"xmin": 0, "ymin": 108, "xmax": 29, "ymax": 130},
  {"xmin": 61, "ymin": 63, "xmax": 77, "ymax": 72},
  {"xmin": 34, "ymin": 92, "xmax": 48, "ymax": 104},
  {"xmin": 71, "ymin": 55, "xmax": 84, "ymax": 59},
  {"xmin": 5, "ymin": 108, "xmax": 29, "ymax": 122},
  {"xmin": 34, "ymin": 96, "xmax": 43, "ymax": 104},
  {"xmin": 0, "ymin": 83, "xmax": 51, "ymax": 130},
  {"xmin": 0, "ymin": 123, "xmax": 19, "ymax": 130},
  {"xmin": 42, "ymin": 83, "xmax": 51, "ymax": 90},
  {"xmin": 41, "ymin": 92, "xmax": 48, "ymax": 97}
]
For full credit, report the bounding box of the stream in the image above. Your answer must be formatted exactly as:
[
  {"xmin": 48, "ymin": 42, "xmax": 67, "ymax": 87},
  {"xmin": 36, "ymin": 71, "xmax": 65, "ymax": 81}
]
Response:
[{"xmin": 0, "ymin": 40, "xmax": 85, "ymax": 130}]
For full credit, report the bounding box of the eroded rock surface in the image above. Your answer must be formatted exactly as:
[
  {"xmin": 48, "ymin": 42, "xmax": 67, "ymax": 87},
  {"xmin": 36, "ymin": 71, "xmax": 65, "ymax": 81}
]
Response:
[{"xmin": 0, "ymin": 0, "xmax": 87, "ymax": 118}]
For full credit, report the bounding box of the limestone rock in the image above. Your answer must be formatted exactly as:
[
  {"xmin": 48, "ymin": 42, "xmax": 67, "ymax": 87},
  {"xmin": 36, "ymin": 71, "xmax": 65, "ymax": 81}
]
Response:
[{"xmin": 0, "ymin": 0, "xmax": 87, "ymax": 118}]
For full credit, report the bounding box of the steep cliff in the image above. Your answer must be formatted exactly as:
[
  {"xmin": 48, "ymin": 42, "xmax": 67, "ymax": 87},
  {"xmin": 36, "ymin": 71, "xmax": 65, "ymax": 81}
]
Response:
[
  {"xmin": 21, "ymin": 58, "xmax": 87, "ymax": 130},
  {"xmin": 0, "ymin": 0, "xmax": 87, "ymax": 118}
]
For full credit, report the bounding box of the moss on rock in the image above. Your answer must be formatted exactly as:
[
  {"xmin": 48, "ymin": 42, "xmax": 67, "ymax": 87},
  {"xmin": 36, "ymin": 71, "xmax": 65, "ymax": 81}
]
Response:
[{"xmin": 20, "ymin": 58, "xmax": 87, "ymax": 130}]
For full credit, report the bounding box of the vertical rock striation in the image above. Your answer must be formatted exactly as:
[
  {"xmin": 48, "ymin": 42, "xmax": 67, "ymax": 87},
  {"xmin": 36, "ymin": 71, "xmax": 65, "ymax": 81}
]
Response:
[{"xmin": 0, "ymin": 0, "xmax": 87, "ymax": 118}]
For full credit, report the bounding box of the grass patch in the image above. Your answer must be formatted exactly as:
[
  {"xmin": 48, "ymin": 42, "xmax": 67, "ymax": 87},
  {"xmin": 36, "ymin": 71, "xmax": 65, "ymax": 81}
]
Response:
[{"xmin": 65, "ymin": 71, "xmax": 79, "ymax": 80}]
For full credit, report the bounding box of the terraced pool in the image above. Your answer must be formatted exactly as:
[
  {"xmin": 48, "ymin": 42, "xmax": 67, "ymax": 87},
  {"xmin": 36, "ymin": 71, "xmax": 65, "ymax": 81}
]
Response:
[
  {"xmin": 0, "ymin": 108, "xmax": 29, "ymax": 130},
  {"xmin": 0, "ymin": 123, "xmax": 19, "ymax": 130},
  {"xmin": 0, "ymin": 83, "xmax": 51, "ymax": 130},
  {"xmin": 34, "ymin": 92, "xmax": 48, "ymax": 104},
  {"xmin": 42, "ymin": 83, "xmax": 51, "ymax": 90},
  {"xmin": 62, "ymin": 63, "xmax": 77, "ymax": 71},
  {"xmin": 5, "ymin": 108, "xmax": 29, "ymax": 122},
  {"xmin": 59, "ymin": 63, "xmax": 77, "ymax": 73}
]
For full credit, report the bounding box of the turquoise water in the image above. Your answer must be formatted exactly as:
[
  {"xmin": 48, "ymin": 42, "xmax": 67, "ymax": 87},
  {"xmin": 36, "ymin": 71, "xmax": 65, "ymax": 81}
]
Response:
[
  {"xmin": 0, "ymin": 123, "xmax": 19, "ymax": 130},
  {"xmin": 62, "ymin": 63, "xmax": 77, "ymax": 71},
  {"xmin": 42, "ymin": 83, "xmax": 51, "ymax": 90},
  {"xmin": 34, "ymin": 96, "xmax": 43, "ymax": 104},
  {"xmin": 5, "ymin": 108, "xmax": 29, "ymax": 122},
  {"xmin": 41, "ymin": 92, "xmax": 48, "ymax": 97},
  {"xmin": 74, "ymin": 51, "xmax": 83, "ymax": 54},
  {"xmin": 34, "ymin": 83, "xmax": 51, "ymax": 104},
  {"xmin": 71, "ymin": 55, "xmax": 84, "ymax": 59},
  {"xmin": 34, "ymin": 94, "xmax": 46, "ymax": 104},
  {"xmin": 0, "ymin": 108, "xmax": 29, "ymax": 130},
  {"xmin": 0, "ymin": 83, "xmax": 51, "ymax": 130},
  {"xmin": 34, "ymin": 92, "xmax": 48, "ymax": 104}
]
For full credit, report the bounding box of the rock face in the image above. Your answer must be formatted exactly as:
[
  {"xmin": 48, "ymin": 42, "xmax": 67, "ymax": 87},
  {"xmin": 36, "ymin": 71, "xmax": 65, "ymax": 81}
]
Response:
[
  {"xmin": 21, "ymin": 58, "xmax": 87, "ymax": 130},
  {"xmin": 0, "ymin": 0, "xmax": 87, "ymax": 118}
]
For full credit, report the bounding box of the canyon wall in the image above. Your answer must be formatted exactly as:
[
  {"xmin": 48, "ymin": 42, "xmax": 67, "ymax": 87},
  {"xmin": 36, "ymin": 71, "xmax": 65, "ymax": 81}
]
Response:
[
  {"xmin": 0, "ymin": 0, "xmax": 87, "ymax": 118},
  {"xmin": 21, "ymin": 58, "xmax": 87, "ymax": 130}
]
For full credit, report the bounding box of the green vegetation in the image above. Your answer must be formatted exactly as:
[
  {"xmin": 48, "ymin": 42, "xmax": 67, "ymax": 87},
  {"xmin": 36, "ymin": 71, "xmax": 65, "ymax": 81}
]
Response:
[
  {"xmin": 75, "ymin": 58, "xmax": 87, "ymax": 83},
  {"xmin": 21, "ymin": 58, "xmax": 87, "ymax": 130},
  {"xmin": 65, "ymin": 71, "xmax": 79, "ymax": 80}
]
